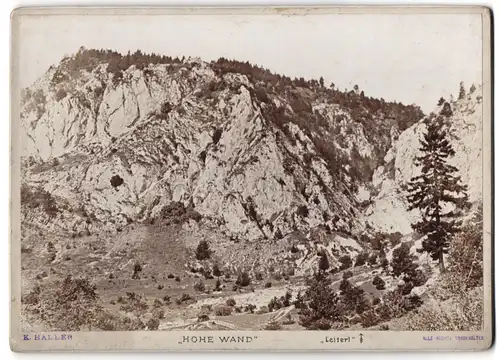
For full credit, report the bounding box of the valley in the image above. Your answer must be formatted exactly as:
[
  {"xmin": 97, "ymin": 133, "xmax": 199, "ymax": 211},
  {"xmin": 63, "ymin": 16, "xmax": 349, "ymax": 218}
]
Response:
[{"xmin": 19, "ymin": 48, "xmax": 484, "ymax": 332}]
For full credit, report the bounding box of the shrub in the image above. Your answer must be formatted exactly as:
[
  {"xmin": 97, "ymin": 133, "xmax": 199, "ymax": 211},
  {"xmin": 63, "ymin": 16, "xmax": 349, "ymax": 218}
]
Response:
[
  {"xmin": 212, "ymin": 128, "xmax": 223, "ymax": 145},
  {"xmin": 318, "ymin": 253, "xmax": 329, "ymax": 272},
  {"xmin": 146, "ymin": 317, "xmax": 159, "ymax": 330},
  {"xmin": 244, "ymin": 304, "xmax": 257, "ymax": 314},
  {"xmin": 447, "ymin": 218, "xmax": 483, "ymax": 289},
  {"xmin": 264, "ymin": 320, "xmax": 282, "ymax": 330},
  {"xmin": 110, "ymin": 175, "xmax": 124, "ymax": 188},
  {"xmin": 338, "ymin": 255, "xmax": 352, "ymax": 270},
  {"xmin": 202, "ymin": 268, "xmax": 213, "ymax": 280},
  {"xmin": 195, "ymin": 240, "xmax": 211, "ymax": 260},
  {"xmin": 388, "ymin": 232, "xmax": 404, "ymax": 247},
  {"xmin": 226, "ymin": 298, "xmax": 236, "ymax": 307},
  {"xmin": 342, "ymin": 270, "xmax": 353, "ymax": 279},
  {"xmin": 22, "ymin": 276, "xmax": 108, "ymax": 331},
  {"xmin": 338, "ymin": 277, "xmax": 369, "ymax": 316},
  {"xmin": 132, "ymin": 262, "xmax": 142, "ymax": 279},
  {"xmin": 120, "ymin": 292, "xmax": 148, "ymax": 313},
  {"xmin": 308, "ymin": 318, "xmax": 334, "ymax": 330},
  {"xmin": 264, "ymin": 281, "xmax": 272, "ymax": 288},
  {"xmin": 272, "ymin": 273, "xmax": 283, "ymax": 281},
  {"xmin": 152, "ymin": 307, "xmax": 165, "ymax": 320},
  {"xmin": 391, "ymin": 243, "xmax": 418, "ymax": 279},
  {"xmin": 175, "ymin": 293, "xmax": 194, "ymax": 305},
  {"xmin": 160, "ymin": 101, "xmax": 173, "ymax": 117},
  {"xmin": 257, "ymin": 306, "xmax": 268, "ymax": 314},
  {"xmin": 282, "ymin": 291, "xmax": 293, "ymax": 307},
  {"xmin": 298, "ymin": 272, "xmax": 339, "ymax": 329},
  {"xmin": 197, "ymin": 314, "xmax": 210, "ymax": 322},
  {"xmin": 372, "ymin": 275, "xmax": 386, "ymax": 290},
  {"xmin": 293, "ymin": 291, "xmax": 306, "ymax": 310},
  {"xmin": 255, "ymin": 272, "xmax": 263, "ymax": 281},
  {"xmin": 368, "ymin": 253, "xmax": 378, "ymax": 266},
  {"xmin": 194, "ymin": 280, "xmax": 205, "ymax": 292},
  {"xmin": 403, "ymin": 287, "xmax": 482, "ymax": 331},
  {"xmin": 214, "ymin": 305, "xmax": 232, "ymax": 316},
  {"xmin": 440, "ymin": 102, "xmax": 453, "ymax": 117},
  {"xmin": 21, "ymin": 185, "xmax": 59, "ymax": 217},
  {"xmin": 360, "ymin": 309, "xmax": 379, "ymax": 328},
  {"xmin": 214, "ymin": 278, "xmax": 222, "ymax": 291},
  {"xmin": 175, "ymin": 276, "xmax": 181, "ymax": 282},
  {"xmin": 212, "ymin": 264, "xmax": 222, "ymax": 278},
  {"xmin": 282, "ymin": 313, "xmax": 295, "ymax": 325},
  {"xmin": 152, "ymin": 298, "xmax": 163, "ymax": 309},
  {"xmin": 255, "ymin": 86, "xmax": 270, "ymax": 103},
  {"xmin": 267, "ymin": 297, "xmax": 280, "ymax": 312},
  {"xmin": 355, "ymin": 252, "xmax": 369, "ymax": 267},
  {"xmin": 370, "ymin": 233, "xmax": 386, "ymax": 251},
  {"xmin": 236, "ymin": 271, "xmax": 251, "ymax": 287},
  {"xmin": 296, "ymin": 205, "xmax": 309, "ymax": 217}
]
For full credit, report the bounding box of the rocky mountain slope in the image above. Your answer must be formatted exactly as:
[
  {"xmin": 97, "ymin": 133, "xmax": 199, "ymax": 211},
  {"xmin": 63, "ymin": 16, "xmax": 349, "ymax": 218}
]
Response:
[
  {"xmin": 20, "ymin": 48, "xmax": 424, "ymax": 250},
  {"xmin": 19, "ymin": 49, "xmax": 485, "ymax": 333},
  {"xmin": 364, "ymin": 85, "xmax": 483, "ymax": 234}
]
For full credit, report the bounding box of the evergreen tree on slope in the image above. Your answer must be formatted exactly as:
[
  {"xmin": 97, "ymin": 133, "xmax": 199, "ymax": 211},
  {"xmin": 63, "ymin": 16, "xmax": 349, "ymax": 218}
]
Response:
[{"xmin": 406, "ymin": 117, "xmax": 469, "ymax": 273}]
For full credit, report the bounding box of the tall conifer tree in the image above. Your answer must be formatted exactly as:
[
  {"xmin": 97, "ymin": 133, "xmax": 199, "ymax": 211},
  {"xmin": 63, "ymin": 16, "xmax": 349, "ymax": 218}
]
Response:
[{"xmin": 406, "ymin": 115, "xmax": 469, "ymax": 272}]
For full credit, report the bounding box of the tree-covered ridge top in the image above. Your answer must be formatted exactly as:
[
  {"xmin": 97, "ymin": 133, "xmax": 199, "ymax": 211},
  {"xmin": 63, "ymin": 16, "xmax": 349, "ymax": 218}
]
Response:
[{"xmin": 51, "ymin": 47, "xmax": 425, "ymax": 130}]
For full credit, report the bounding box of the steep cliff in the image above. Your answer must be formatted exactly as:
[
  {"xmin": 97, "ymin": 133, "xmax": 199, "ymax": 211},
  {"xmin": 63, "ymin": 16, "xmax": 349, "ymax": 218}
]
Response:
[
  {"xmin": 364, "ymin": 85, "xmax": 483, "ymax": 234},
  {"xmin": 20, "ymin": 48, "xmax": 425, "ymax": 248}
]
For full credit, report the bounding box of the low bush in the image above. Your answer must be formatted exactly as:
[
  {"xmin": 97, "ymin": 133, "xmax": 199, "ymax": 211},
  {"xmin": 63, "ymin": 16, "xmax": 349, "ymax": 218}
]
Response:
[
  {"xmin": 264, "ymin": 320, "xmax": 282, "ymax": 330},
  {"xmin": 244, "ymin": 304, "xmax": 257, "ymax": 314},
  {"xmin": 146, "ymin": 317, "xmax": 159, "ymax": 330},
  {"xmin": 338, "ymin": 255, "xmax": 352, "ymax": 270},
  {"xmin": 194, "ymin": 280, "xmax": 206, "ymax": 292},
  {"xmin": 236, "ymin": 271, "xmax": 251, "ymax": 287},
  {"xmin": 372, "ymin": 275, "xmax": 386, "ymax": 290},
  {"xmin": 214, "ymin": 305, "xmax": 232, "ymax": 316}
]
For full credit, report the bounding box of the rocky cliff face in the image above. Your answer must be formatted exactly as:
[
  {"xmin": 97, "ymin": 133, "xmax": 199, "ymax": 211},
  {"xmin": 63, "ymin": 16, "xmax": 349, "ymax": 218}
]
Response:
[
  {"xmin": 364, "ymin": 85, "xmax": 483, "ymax": 234},
  {"xmin": 20, "ymin": 48, "xmax": 427, "ymax": 249}
]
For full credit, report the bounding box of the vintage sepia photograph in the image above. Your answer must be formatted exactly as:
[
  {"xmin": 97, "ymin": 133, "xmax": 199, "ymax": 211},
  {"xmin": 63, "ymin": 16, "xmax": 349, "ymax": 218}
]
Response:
[{"xmin": 10, "ymin": 6, "xmax": 492, "ymax": 351}]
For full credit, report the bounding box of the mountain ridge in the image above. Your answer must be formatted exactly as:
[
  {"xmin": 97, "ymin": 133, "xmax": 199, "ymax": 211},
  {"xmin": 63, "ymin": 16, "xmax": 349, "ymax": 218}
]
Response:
[{"xmin": 20, "ymin": 48, "xmax": 426, "ymax": 246}]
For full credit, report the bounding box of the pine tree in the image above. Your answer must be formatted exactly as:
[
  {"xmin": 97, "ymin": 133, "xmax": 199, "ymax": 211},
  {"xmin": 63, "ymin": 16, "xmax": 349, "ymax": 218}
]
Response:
[
  {"xmin": 406, "ymin": 120, "xmax": 469, "ymax": 272},
  {"xmin": 458, "ymin": 81, "xmax": 466, "ymax": 100},
  {"xmin": 390, "ymin": 242, "xmax": 418, "ymax": 279},
  {"xmin": 318, "ymin": 252, "xmax": 329, "ymax": 272},
  {"xmin": 298, "ymin": 272, "xmax": 339, "ymax": 329},
  {"xmin": 212, "ymin": 263, "xmax": 222, "ymax": 278},
  {"xmin": 319, "ymin": 76, "xmax": 324, "ymax": 88},
  {"xmin": 195, "ymin": 240, "xmax": 211, "ymax": 260}
]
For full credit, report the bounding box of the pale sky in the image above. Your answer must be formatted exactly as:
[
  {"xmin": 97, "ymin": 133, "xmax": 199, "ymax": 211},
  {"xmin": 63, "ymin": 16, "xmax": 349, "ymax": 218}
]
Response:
[{"xmin": 15, "ymin": 12, "xmax": 483, "ymax": 113}]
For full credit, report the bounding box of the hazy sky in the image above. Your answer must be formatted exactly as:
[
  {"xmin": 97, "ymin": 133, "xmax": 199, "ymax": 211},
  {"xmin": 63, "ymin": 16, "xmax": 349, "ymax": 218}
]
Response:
[{"xmin": 15, "ymin": 12, "xmax": 483, "ymax": 113}]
